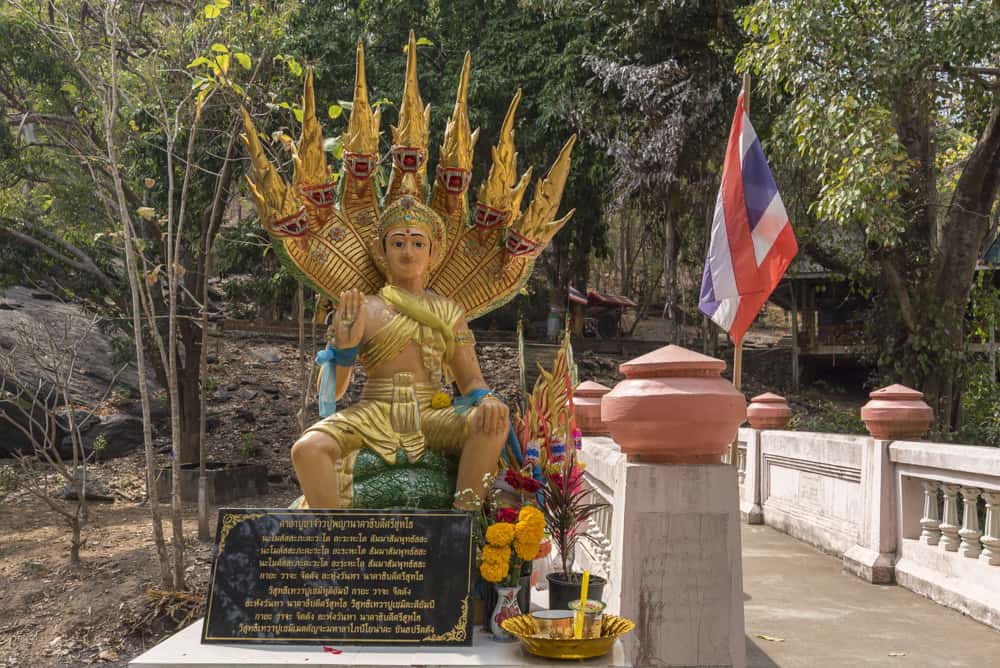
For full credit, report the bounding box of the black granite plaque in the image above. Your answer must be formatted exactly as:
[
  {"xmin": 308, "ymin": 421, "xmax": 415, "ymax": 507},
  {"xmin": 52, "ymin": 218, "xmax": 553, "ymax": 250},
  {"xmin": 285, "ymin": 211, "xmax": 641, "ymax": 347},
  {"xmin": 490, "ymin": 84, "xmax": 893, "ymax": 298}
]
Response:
[{"xmin": 202, "ymin": 508, "xmax": 473, "ymax": 645}]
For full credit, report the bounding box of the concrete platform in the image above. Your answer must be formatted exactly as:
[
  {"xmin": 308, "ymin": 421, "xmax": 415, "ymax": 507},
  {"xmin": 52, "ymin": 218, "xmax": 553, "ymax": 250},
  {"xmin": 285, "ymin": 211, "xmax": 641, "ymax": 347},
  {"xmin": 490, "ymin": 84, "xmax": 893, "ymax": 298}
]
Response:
[
  {"xmin": 129, "ymin": 621, "xmax": 629, "ymax": 667},
  {"xmin": 743, "ymin": 524, "xmax": 1000, "ymax": 667}
]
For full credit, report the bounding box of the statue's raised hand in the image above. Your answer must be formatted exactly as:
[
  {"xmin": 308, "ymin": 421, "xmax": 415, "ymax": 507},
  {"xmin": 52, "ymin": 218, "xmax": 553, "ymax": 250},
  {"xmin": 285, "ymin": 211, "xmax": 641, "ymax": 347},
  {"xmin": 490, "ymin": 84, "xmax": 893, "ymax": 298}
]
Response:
[{"xmin": 334, "ymin": 289, "xmax": 366, "ymax": 350}]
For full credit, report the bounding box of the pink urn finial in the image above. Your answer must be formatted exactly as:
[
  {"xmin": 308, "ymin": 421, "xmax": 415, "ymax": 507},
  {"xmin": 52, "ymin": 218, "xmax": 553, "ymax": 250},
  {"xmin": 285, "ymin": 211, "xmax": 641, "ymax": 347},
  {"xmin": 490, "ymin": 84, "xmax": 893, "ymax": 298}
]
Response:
[
  {"xmin": 860, "ymin": 384, "xmax": 933, "ymax": 440},
  {"xmin": 747, "ymin": 392, "xmax": 792, "ymax": 430},
  {"xmin": 600, "ymin": 345, "xmax": 747, "ymax": 464},
  {"xmin": 573, "ymin": 380, "xmax": 611, "ymax": 436}
]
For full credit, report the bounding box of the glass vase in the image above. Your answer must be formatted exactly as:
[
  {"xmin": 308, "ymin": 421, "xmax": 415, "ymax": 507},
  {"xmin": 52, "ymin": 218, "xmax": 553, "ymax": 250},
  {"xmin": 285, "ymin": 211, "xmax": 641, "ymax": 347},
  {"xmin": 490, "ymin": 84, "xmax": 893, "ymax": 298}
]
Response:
[{"xmin": 490, "ymin": 584, "xmax": 522, "ymax": 642}]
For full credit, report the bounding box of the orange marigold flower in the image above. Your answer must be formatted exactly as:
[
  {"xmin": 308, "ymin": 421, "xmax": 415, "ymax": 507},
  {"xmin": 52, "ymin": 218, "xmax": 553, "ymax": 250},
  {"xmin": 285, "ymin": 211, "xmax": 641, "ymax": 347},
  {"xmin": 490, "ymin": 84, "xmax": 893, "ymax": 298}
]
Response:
[{"xmin": 514, "ymin": 524, "xmax": 544, "ymax": 548}]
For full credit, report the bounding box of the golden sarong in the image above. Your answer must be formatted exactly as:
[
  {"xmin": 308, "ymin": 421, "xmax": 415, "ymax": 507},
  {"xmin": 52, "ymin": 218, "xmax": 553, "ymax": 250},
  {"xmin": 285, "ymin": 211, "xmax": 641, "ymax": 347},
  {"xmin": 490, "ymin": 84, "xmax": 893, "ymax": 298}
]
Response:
[
  {"xmin": 302, "ymin": 290, "xmax": 469, "ymax": 506},
  {"xmin": 305, "ymin": 380, "xmax": 468, "ymax": 507}
]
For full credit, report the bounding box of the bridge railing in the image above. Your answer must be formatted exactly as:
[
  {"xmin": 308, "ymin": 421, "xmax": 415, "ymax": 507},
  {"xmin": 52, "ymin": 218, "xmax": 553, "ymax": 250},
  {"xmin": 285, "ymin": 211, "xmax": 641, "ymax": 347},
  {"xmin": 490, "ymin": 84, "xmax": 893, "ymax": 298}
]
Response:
[
  {"xmin": 889, "ymin": 441, "xmax": 1000, "ymax": 628},
  {"xmin": 735, "ymin": 427, "xmax": 1000, "ymax": 630}
]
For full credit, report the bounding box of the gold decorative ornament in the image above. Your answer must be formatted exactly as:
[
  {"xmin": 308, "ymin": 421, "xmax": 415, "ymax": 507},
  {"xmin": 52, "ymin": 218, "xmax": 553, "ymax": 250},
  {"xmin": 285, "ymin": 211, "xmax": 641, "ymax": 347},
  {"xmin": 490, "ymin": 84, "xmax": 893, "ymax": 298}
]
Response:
[
  {"xmin": 421, "ymin": 597, "xmax": 469, "ymax": 642},
  {"xmin": 500, "ymin": 614, "xmax": 636, "ymax": 660},
  {"xmin": 217, "ymin": 512, "xmax": 265, "ymax": 551},
  {"xmin": 240, "ymin": 32, "xmax": 576, "ymax": 321}
]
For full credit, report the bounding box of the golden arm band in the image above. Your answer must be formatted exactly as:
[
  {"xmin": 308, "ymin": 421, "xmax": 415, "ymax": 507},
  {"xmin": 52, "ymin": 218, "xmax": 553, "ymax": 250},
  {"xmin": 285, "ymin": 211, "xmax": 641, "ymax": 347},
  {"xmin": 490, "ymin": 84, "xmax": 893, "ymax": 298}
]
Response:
[{"xmin": 454, "ymin": 329, "xmax": 476, "ymax": 345}]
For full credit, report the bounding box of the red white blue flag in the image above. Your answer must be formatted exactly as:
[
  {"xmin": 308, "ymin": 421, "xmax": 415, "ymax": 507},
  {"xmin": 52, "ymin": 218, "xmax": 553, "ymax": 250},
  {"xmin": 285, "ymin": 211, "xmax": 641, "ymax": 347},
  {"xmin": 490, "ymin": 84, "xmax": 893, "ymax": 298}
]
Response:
[
  {"xmin": 699, "ymin": 92, "xmax": 798, "ymax": 344},
  {"xmin": 567, "ymin": 285, "xmax": 588, "ymax": 305}
]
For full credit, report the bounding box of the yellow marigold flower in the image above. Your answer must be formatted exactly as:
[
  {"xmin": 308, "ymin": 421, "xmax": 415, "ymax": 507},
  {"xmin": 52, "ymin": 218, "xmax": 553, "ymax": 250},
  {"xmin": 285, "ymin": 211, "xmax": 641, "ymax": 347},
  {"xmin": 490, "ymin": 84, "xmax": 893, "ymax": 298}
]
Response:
[
  {"xmin": 485, "ymin": 522, "xmax": 516, "ymax": 547},
  {"xmin": 514, "ymin": 524, "xmax": 544, "ymax": 549},
  {"xmin": 514, "ymin": 513, "xmax": 545, "ymax": 536},
  {"xmin": 479, "ymin": 560, "xmax": 509, "ymax": 583},
  {"xmin": 514, "ymin": 537, "xmax": 541, "ymax": 561},
  {"xmin": 430, "ymin": 391, "xmax": 453, "ymax": 409},
  {"xmin": 518, "ymin": 505, "xmax": 544, "ymax": 526},
  {"xmin": 482, "ymin": 544, "xmax": 511, "ymax": 566}
]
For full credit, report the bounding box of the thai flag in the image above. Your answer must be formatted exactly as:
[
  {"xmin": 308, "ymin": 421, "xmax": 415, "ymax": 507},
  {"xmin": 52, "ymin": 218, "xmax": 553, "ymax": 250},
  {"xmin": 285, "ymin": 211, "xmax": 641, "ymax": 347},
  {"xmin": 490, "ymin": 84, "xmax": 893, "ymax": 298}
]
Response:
[
  {"xmin": 699, "ymin": 92, "xmax": 797, "ymax": 344},
  {"xmin": 567, "ymin": 285, "xmax": 588, "ymax": 305}
]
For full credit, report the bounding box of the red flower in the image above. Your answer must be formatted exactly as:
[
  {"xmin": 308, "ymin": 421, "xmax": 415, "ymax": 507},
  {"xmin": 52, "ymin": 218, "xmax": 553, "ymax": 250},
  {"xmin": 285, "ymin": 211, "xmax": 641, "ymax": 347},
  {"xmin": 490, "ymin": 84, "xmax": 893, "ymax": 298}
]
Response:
[
  {"xmin": 504, "ymin": 468, "xmax": 524, "ymax": 490},
  {"xmin": 505, "ymin": 468, "xmax": 543, "ymax": 494},
  {"xmin": 496, "ymin": 507, "xmax": 518, "ymax": 523},
  {"xmin": 520, "ymin": 477, "xmax": 542, "ymax": 494}
]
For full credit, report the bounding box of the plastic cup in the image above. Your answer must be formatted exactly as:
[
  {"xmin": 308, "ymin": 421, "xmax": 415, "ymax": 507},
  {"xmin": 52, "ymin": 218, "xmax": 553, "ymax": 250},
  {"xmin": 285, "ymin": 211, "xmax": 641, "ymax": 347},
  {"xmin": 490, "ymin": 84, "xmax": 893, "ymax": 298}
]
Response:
[{"xmin": 568, "ymin": 599, "xmax": 606, "ymax": 639}]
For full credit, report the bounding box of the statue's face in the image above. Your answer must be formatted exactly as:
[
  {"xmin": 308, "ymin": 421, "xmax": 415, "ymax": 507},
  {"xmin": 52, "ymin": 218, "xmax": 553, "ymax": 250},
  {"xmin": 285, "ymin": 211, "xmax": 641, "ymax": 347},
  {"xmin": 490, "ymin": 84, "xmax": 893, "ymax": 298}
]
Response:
[{"xmin": 384, "ymin": 228, "xmax": 432, "ymax": 282}]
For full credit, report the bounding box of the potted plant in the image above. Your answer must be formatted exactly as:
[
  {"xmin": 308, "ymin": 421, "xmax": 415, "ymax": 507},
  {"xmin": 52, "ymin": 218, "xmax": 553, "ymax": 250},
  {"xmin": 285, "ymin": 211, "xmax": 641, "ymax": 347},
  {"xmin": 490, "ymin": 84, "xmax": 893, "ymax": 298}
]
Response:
[
  {"xmin": 540, "ymin": 453, "xmax": 609, "ymax": 609},
  {"xmin": 510, "ymin": 332, "xmax": 610, "ymax": 609}
]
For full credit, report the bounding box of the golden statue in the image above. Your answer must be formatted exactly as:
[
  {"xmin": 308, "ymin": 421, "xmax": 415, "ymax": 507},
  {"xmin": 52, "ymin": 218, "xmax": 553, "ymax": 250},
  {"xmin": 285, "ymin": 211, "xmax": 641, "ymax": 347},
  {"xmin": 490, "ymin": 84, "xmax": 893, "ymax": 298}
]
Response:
[{"xmin": 240, "ymin": 34, "xmax": 575, "ymax": 510}]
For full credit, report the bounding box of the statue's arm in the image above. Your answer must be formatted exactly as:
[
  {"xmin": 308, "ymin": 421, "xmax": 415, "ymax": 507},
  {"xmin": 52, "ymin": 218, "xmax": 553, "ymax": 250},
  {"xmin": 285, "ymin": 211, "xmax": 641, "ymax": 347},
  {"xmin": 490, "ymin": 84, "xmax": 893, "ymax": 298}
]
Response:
[
  {"xmin": 448, "ymin": 317, "xmax": 487, "ymax": 395},
  {"xmin": 329, "ymin": 289, "xmax": 372, "ymax": 400},
  {"xmin": 448, "ymin": 317, "xmax": 509, "ymax": 434}
]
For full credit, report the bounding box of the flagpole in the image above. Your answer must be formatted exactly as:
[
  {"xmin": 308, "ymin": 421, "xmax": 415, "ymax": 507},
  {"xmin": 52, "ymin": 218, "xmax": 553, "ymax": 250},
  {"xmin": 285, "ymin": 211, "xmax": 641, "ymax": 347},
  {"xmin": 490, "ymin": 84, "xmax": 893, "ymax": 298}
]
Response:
[{"xmin": 729, "ymin": 72, "xmax": 752, "ymax": 467}]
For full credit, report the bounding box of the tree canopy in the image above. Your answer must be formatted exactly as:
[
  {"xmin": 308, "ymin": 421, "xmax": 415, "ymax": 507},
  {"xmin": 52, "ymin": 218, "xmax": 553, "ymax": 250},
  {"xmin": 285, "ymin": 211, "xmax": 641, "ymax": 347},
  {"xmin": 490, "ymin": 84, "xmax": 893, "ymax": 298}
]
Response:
[{"xmin": 739, "ymin": 0, "xmax": 1000, "ymax": 425}]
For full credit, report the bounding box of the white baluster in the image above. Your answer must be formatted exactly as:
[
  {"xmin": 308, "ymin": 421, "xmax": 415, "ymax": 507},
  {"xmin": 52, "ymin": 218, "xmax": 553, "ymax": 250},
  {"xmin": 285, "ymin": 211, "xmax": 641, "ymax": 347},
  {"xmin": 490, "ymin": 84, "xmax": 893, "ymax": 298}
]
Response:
[
  {"xmin": 981, "ymin": 491, "xmax": 1000, "ymax": 566},
  {"xmin": 919, "ymin": 480, "xmax": 941, "ymax": 546},
  {"xmin": 939, "ymin": 484, "xmax": 961, "ymax": 552},
  {"xmin": 958, "ymin": 487, "xmax": 983, "ymax": 558}
]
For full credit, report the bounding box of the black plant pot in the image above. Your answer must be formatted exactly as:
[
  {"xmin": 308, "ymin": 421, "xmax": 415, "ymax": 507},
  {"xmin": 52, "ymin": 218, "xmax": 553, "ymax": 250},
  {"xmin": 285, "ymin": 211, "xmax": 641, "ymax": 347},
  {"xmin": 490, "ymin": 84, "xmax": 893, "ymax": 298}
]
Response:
[{"xmin": 546, "ymin": 572, "xmax": 606, "ymax": 610}]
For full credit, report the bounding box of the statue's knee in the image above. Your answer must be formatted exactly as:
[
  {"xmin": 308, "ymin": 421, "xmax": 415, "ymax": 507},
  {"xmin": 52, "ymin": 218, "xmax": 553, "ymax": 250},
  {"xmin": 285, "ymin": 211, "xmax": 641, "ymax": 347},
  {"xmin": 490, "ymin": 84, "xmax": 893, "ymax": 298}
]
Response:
[{"xmin": 291, "ymin": 432, "xmax": 339, "ymax": 468}]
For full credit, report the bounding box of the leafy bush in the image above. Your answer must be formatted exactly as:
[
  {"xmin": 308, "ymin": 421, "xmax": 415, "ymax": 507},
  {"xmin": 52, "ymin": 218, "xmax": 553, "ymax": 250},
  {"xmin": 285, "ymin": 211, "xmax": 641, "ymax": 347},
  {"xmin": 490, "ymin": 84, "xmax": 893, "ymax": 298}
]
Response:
[
  {"xmin": 953, "ymin": 361, "xmax": 1000, "ymax": 447},
  {"xmin": 240, "ymin": 432, "xmax": 258, "ymax": 459},
  {"xmin": 92, "ymin": 434, "xmax": 108, "ymax": 463},
  {"xmin": 788, "ymin": 400, "xmax": 867, "ymax": 435},
  {"xmin": 0, "ymin": 464, "xmax": 16, "ymax": 496}
]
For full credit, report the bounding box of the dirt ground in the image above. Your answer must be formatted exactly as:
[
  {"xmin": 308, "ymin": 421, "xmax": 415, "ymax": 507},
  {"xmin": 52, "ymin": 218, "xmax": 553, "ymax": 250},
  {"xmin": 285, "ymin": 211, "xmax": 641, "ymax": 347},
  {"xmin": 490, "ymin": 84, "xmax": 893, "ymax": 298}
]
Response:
[{"xmin": 0, "ymin": 335, "xmax": 311, "ymax": 667}]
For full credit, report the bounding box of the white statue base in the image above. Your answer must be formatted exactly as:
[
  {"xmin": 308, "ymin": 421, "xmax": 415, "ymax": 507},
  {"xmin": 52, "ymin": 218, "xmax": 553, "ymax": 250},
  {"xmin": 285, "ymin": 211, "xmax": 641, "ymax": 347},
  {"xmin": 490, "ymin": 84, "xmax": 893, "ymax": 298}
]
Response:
[{"xmin": 128, "ymin": 619, "xmax": 630, "ymax": 667}]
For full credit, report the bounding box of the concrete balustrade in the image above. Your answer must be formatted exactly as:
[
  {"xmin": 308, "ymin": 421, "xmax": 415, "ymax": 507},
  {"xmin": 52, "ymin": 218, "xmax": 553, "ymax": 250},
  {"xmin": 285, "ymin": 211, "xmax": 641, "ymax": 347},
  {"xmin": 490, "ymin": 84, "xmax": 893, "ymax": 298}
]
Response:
[
  {"xmin": 983, "ymin": 492, "xmax": 1000, "ymax": 566},
  {"xmin": 724, "ymin": 425, "xmax": 1000, "ymax": 630},
  {"xmin": 919, "ymin": 480, "xmax": 941, "ymax": 545}
]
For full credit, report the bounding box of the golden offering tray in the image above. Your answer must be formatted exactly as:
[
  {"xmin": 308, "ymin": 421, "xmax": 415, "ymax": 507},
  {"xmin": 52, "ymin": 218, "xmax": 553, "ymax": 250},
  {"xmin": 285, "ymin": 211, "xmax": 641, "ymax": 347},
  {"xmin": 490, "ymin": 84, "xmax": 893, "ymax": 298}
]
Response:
[{"xmin": 500, "ymin": 613, "xmax": 635, "ymax": 660}]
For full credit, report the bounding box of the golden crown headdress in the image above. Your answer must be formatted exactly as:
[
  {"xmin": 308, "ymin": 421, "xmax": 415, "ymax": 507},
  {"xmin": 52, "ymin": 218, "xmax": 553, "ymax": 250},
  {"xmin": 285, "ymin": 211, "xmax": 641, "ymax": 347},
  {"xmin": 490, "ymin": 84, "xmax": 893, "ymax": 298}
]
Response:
[{"xmin": 241, "ymin": 32, "xmax": 576, "ymax": 320}]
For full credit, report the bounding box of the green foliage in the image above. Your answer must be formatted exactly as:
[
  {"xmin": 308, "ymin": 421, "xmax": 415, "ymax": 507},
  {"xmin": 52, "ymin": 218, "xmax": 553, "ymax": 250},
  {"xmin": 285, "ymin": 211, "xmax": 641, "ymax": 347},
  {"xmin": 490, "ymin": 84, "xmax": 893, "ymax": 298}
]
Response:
[
  {"xmin": 950, "ymin": 360, "xmax": 1000, "ymax": 448},
  {"xmin": 788, "ymin": 401, "xmax": 866, "ymax": 435},
  {"xmin": 240, "ymin": 432, "xmax": 258, "ymax": 459},
  {"xmin": 0, "ymin": 464, "xmax": 16, "ymax": 497},
  {"xmin": 738, "ymin": 0, "xmax": 1000, "ymax": 425},
  {"xmin": 91, "ymin": 434, "xmax": 108, "ymax": 464},
  {"xmin": 110, "ymin": 388, "xmax": 132, "ymax": 406}
]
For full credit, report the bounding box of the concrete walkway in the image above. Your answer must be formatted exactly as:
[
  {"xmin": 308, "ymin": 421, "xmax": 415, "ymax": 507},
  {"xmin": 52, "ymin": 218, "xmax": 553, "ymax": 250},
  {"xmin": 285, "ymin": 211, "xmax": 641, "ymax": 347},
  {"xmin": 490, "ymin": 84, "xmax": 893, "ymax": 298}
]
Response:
[{"xmin": 742, "ymin": 525, "xmax": 1000, "ymax": 667}]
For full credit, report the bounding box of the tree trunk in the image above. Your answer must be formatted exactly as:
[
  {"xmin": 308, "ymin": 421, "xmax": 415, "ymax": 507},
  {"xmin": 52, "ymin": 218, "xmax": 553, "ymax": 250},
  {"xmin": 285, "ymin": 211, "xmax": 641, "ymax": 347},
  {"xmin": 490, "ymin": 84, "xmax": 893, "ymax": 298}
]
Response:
[
  {"xmin": 663, "ymin": 187, "xmax": 678, "ymax": 342},
  {"xmin": 101, "ymin": 11, "xmax": 172, "ymax": 588},
  {"xmin": 908, "ymin": 104, "xmax": 1000, "ymax": 428},
  {"xmin": 178, "ymin": 320, "xmax": 202, "ymax": 464},
  {"xmin": 70, "ymin": 515, "xmax": 82, "ymax": 565}
]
